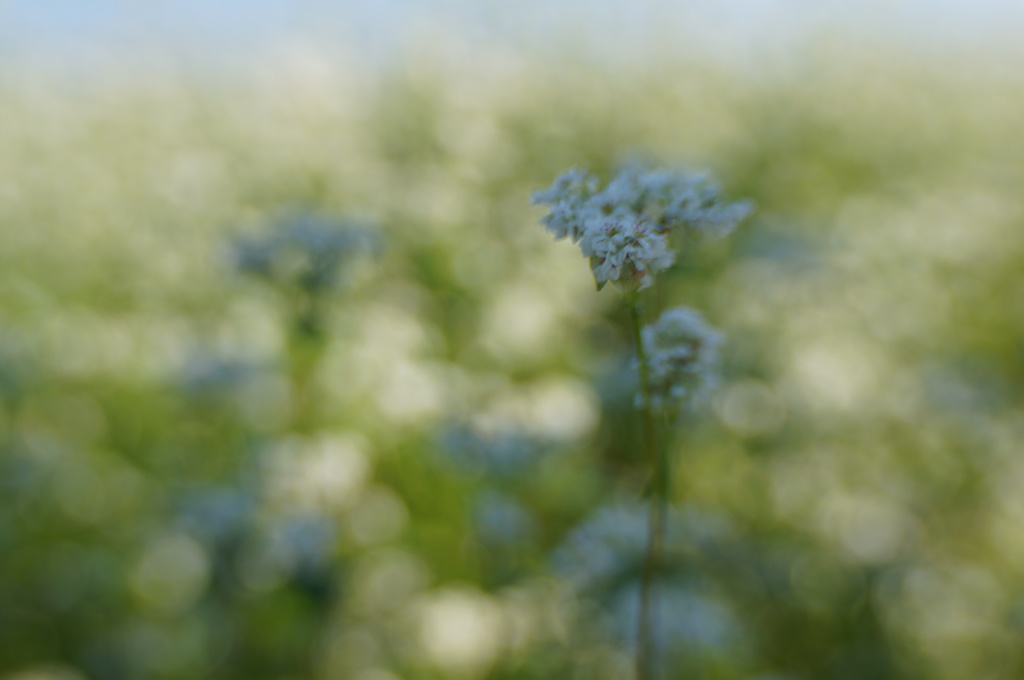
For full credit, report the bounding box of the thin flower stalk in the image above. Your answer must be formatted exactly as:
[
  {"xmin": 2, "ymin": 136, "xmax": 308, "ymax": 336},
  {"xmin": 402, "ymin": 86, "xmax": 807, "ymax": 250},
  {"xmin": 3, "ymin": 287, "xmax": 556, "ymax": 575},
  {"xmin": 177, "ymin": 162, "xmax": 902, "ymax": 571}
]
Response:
[
  {"xmin": 629, "ymin": 301, "xmax": 667, "ymax": 680},
  {"xmin": 533, "ymin": 164, "xmax": 750, "ymax": 680}
]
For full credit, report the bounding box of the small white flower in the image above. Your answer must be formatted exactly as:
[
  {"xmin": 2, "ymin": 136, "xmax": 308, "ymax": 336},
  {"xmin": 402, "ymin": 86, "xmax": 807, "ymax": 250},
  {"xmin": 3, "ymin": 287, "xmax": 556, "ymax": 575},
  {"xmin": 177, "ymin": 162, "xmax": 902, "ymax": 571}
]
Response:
[
  {"xmin": 530, "ymin": 167, "xmax": 597, "ymax": 206},
  {"xmin": 540, "ymin": 201, "xmax": 601, "ymax": 242},
  {"xmin": 594, "ymin": 168, "xmax": 644, "ymax": 209},
  {"xmin": 688, "ymin": 199, "xmax": 756, "ymax": 238},
  {"xmin": 532, "ymin": 168, "xmax": 601, "ymax": 243},
  {"xmin": 582, "ymin": 218, "xmax": 675, "ymax": 292}
]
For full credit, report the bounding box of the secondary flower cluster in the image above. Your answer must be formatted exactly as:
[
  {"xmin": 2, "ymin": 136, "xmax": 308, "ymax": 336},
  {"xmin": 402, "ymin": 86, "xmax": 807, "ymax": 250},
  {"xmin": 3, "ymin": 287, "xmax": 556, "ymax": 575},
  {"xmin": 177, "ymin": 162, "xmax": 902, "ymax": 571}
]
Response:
[
  {"xmin": 233, "ymin": 211, "xmax": 377, "ymax": 294},
  {"xmin": 531, "ymin": 165, "xmax": 753, "ymax": 293},
  {"xmin": 642, "ymin": 307, "xmax": 723, "ymax": 410}
]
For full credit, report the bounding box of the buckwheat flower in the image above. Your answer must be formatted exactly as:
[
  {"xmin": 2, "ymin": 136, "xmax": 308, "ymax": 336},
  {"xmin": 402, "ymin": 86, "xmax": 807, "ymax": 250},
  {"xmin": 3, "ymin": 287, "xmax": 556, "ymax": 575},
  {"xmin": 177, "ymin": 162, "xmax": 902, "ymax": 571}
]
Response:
[
  {"xmin": 593, "ymin": 166, "xmax": 645, "ymax": 210},
  {"xmin": 531, "ymin": 167, "xmax": 600, "ymax": 242},
  {"xmin": 530, "ymin": 167, "xmax": 598, "ymax": 205},
  {"xmin": 687, "ymin": 199, "xmax": 756, "ymax": 238},
  {"xmin": 532, "ymin": 166, "xmax": 750, "ymax": 678},
  {"xmin": 581, "ymin": 217, "xmax": 675, "ymax": 292},
  {"xmin": 641, "ymin": 307, "xmax": 723, "ymax": 409},
  {"xmin": 541, "ymin": 201, "xmax": 600, "ymax": 242},
  {"xmin": 532, "ymin": 165, "xmax": 752, "ymax": 294},
  {"xmin": 661, "ymin": 181, "xmax": 754, "ymax": 239},
  {"xmin": 638, "ymin": 168, "xmax": 687, "ymax": 197}
]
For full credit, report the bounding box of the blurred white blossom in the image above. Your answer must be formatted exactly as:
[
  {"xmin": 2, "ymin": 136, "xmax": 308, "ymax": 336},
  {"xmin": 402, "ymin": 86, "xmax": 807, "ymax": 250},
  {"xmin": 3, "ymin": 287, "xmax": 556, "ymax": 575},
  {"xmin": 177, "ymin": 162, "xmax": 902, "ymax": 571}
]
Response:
[
  {"xmin": 551, "ymin": 503, "xmax": 744, "ymax": 655},
  {"xmin": 642, "ymin": 307, "xmax": 723, "ymax": 410},
  {"xmin": 233, "ymin": 211, "xmax": 377, "ymax": 294}
]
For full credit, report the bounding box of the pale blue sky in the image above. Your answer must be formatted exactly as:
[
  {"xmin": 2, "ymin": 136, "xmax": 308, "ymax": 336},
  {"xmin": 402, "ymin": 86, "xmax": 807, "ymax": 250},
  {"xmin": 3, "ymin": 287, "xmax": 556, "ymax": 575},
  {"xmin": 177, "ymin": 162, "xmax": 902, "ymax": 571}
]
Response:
[{"xmin": 1, "ymin": 0, "xmax": 1022, "ymax": 71}]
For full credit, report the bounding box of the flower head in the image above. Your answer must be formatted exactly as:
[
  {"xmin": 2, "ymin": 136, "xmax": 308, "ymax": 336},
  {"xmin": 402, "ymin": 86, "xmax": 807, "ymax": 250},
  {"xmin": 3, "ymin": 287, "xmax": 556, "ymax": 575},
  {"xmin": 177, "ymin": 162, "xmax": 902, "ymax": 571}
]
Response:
[
  {"xmin": 641, "ymin": 307, "xmax": 723, "ymax": 410},
  {"xmin": 581, "ymin": 217, "xmax": 675, "ymax": 292},
  {"xmin": 532, "ymin": 165, "xmax": 752, "ymax": 293}
]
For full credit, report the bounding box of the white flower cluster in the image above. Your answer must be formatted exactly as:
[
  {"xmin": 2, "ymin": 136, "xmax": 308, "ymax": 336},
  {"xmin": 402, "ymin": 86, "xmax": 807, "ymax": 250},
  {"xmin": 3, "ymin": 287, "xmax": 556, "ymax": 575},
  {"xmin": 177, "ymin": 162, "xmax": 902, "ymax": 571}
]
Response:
[
  {"xmin": 642, "ymin": 307, "xmax": 723, "ymax": 410},
  {"xmin": 532, "ymin": 165, "xmax": 753, "ymax": 293}
]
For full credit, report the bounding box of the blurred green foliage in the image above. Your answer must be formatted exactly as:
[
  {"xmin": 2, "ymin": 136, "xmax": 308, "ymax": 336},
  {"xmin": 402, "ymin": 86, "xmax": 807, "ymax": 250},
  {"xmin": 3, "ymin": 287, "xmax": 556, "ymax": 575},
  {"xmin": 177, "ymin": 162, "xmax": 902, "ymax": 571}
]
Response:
[{"xmin": 2, "ymin": 43, "xmax": 1024, "ymax": 680}]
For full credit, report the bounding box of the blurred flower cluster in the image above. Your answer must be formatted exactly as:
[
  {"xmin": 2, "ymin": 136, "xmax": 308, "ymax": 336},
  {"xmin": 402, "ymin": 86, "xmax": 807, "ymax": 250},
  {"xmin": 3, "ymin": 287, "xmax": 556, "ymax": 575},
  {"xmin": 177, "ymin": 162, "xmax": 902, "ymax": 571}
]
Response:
[
  {"xmin": 232, "ymin": 212, "xmax": 377, "ymax": 295},
  {"xmin": 642, "ymin": 307, "xmax": 723, "ymax": 411}
]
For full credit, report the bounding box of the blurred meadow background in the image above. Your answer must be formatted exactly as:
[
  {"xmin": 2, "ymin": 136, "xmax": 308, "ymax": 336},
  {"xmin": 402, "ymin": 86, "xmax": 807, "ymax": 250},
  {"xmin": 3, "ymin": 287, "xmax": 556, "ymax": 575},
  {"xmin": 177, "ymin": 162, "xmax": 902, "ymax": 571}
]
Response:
[{"xmin": 3, "ymin": 1, "xmax": 1024, "ymax": 679}]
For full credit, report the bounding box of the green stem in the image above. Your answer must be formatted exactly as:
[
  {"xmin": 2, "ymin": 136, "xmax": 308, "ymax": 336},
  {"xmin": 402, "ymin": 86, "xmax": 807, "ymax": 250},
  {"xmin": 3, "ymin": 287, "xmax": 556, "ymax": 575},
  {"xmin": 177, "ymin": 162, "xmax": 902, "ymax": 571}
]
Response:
[{"xmin": 629, "ymin": 302, "xmax": 667, "ymax": 680}]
